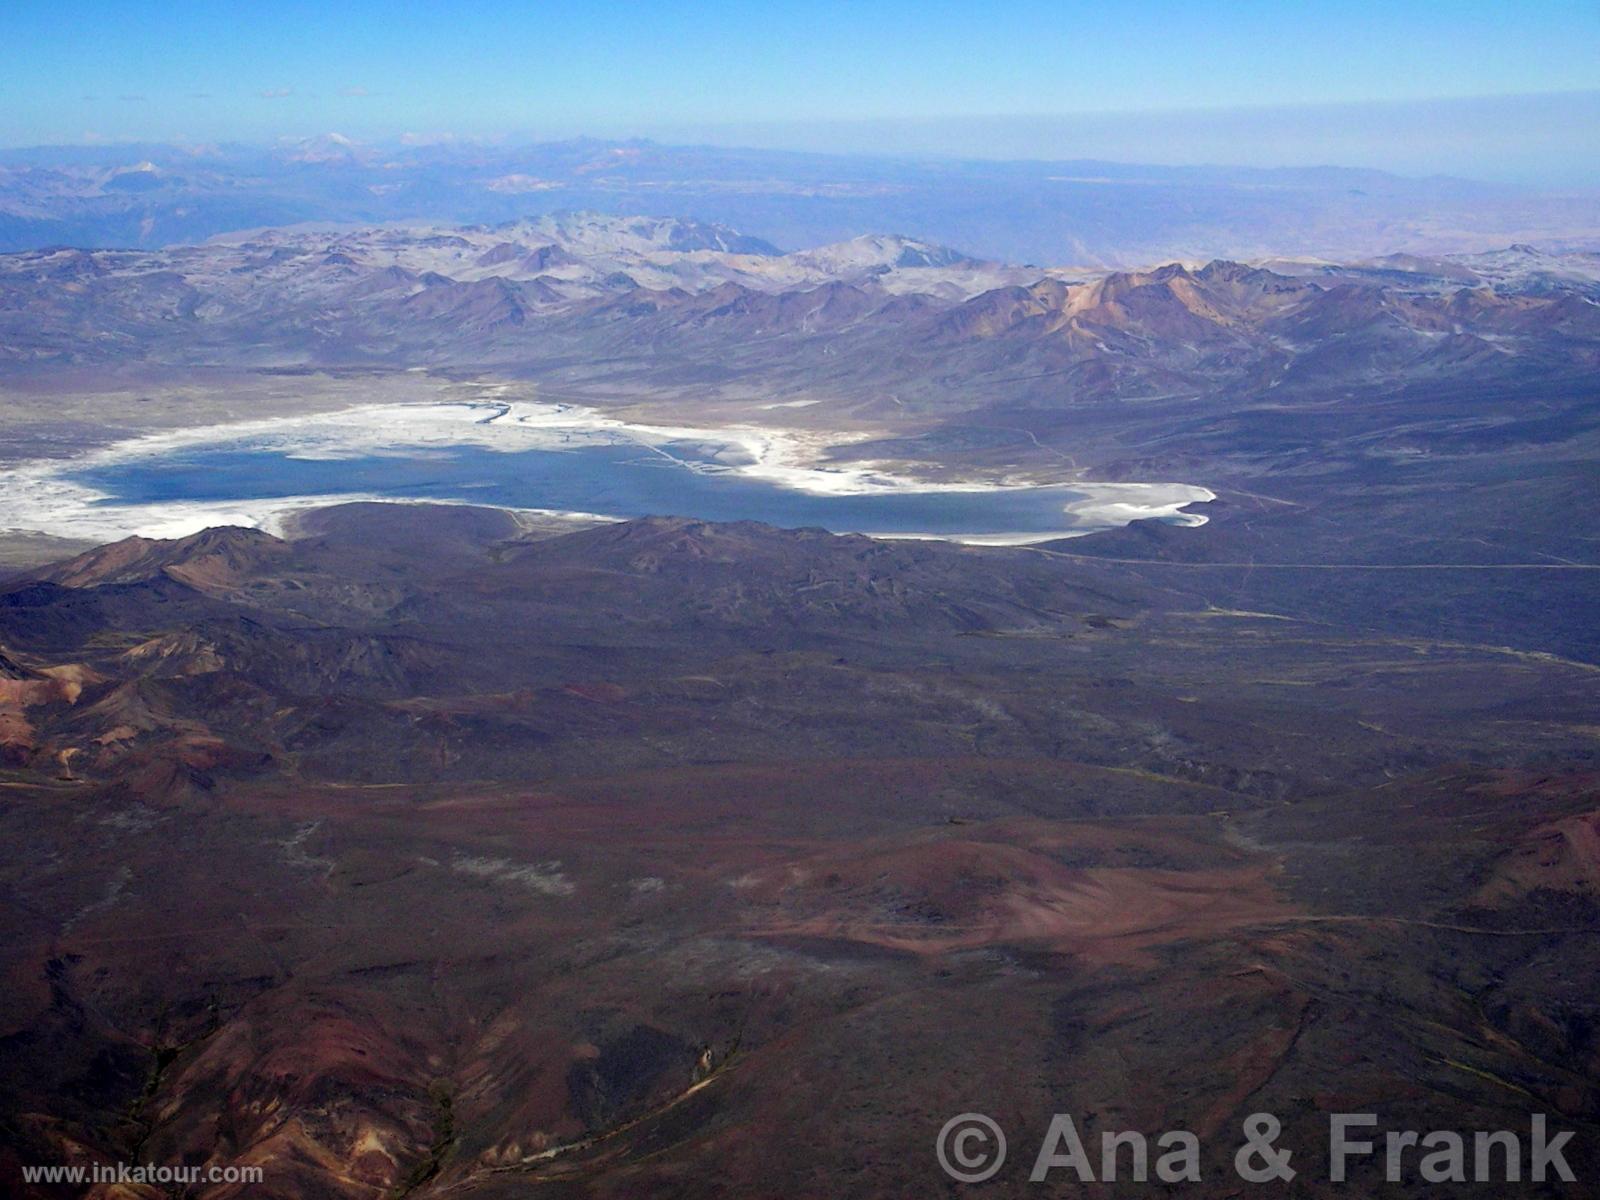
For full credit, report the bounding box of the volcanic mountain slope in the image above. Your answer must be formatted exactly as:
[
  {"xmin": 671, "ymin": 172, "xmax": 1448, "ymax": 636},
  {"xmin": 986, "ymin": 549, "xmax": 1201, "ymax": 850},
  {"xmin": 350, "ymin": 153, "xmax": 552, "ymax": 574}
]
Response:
[{"xmin": 0, "ymin": 504, "xmax": 1597, "ymax": 1197}]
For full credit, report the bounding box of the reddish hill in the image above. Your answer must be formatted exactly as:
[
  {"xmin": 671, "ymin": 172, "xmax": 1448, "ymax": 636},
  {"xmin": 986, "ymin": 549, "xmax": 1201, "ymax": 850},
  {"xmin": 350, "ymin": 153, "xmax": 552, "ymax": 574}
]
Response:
[{"xmin": 34, "ymin": 526, "xmax": 289, "ymax": 592}]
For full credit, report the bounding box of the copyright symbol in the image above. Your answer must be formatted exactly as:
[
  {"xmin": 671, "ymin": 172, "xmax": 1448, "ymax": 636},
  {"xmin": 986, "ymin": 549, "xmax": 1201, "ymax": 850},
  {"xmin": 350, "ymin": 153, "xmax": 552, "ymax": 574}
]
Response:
[{"xmin": 936, "ymin": 1112, "xmax": 1006, "ymax": 1183}]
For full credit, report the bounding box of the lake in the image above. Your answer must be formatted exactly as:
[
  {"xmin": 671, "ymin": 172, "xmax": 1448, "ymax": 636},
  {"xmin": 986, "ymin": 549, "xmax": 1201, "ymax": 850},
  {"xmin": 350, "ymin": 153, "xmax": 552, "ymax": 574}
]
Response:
[{"xmin": 71, "ymin": 441, "xmax": 1133, "ymax": 540}]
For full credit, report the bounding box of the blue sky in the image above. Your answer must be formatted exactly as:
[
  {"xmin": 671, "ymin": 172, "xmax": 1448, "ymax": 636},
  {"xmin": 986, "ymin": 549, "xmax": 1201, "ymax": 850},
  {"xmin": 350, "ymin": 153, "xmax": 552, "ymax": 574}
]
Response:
[{"xmin": 3, "ymin": 1, "xmax": 1598, "ymax": 179}]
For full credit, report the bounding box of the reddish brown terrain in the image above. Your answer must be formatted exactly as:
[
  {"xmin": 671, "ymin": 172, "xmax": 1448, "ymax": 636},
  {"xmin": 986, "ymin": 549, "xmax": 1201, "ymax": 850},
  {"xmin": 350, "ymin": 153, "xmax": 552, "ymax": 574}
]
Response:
[{"xmin": 1, "ymin": 505, "xmax": 1597, "ymax": 1196}]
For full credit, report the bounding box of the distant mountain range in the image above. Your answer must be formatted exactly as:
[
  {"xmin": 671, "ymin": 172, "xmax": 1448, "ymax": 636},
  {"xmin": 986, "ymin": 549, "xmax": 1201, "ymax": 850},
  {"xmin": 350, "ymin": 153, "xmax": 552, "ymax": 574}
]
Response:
[
  {"xmin": 3, "ymin": 136, "xmax": 1599, "ymax": 264},
  {"xmin": 5, "ymin": 215, "xmax": 1597, "ymax": 414}
]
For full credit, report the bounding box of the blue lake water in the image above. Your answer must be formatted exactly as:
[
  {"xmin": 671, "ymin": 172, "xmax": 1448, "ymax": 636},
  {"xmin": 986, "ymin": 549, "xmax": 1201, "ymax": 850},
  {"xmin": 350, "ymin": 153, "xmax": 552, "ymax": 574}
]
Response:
[{"xmin": 73, "ymin": 443, "xmax": 1138, "ymax": 538}]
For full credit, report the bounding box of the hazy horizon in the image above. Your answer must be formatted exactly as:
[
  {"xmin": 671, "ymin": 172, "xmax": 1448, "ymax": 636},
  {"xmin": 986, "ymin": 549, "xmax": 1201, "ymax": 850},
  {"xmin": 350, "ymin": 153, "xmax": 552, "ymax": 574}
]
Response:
[
  {"xmin": 5, "ymin": 1, "xmax": 1599, "ymax": 186},
  {"xmin": 7, "ymin": 92, "xmax": 1600, "ymax": 195}
]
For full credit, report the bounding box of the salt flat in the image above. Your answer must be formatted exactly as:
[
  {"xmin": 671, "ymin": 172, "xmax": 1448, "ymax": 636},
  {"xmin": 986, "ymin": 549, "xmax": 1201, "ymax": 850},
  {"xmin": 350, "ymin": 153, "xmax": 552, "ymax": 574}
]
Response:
[{"xmin": 0, "ymin": 392, "xmax": 1212, "ymax": 545}]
